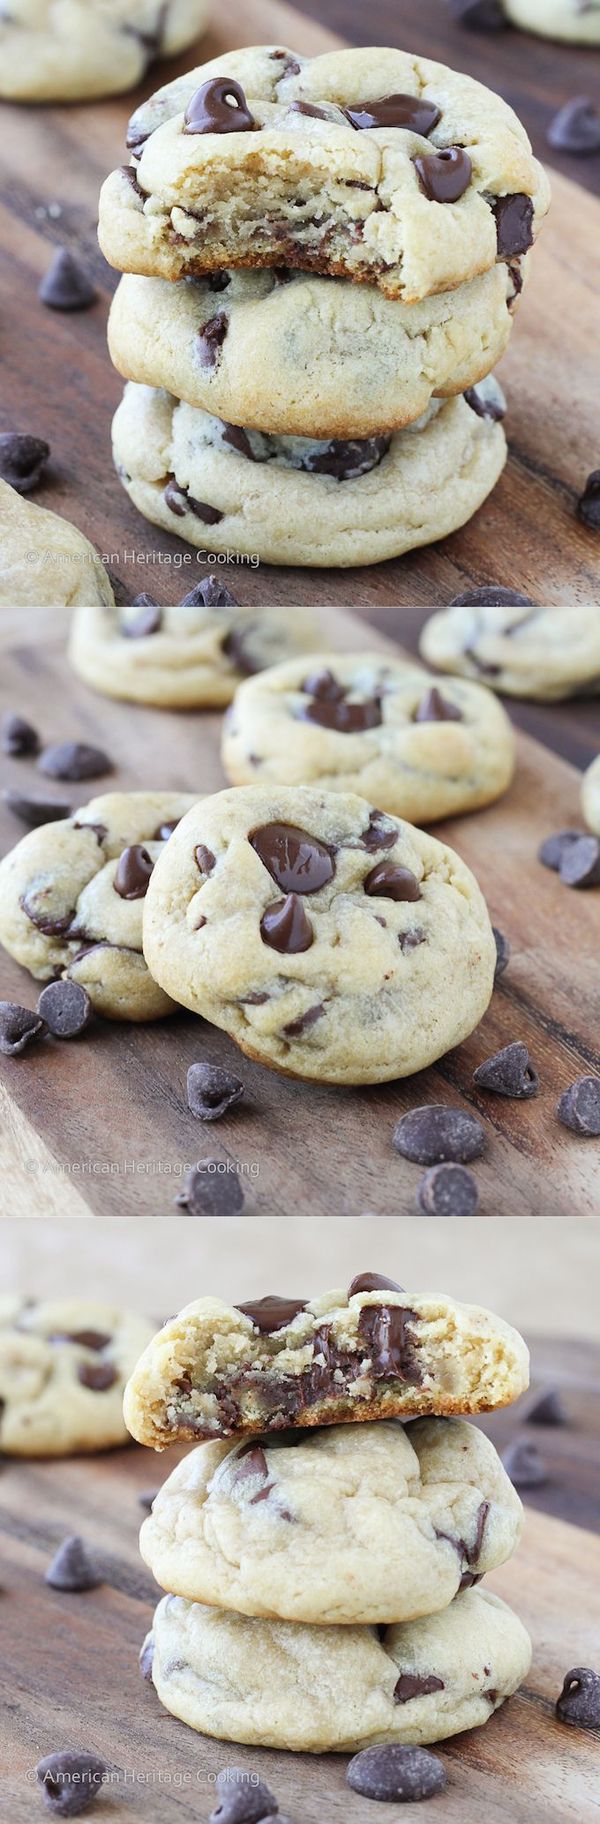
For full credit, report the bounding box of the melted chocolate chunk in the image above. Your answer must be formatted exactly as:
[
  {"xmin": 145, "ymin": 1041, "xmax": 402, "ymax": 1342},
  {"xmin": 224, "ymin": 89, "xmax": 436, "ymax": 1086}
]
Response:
[
  {"xmin": 20, "ymin": 890, "xmax": 76, "ymax": 938},
  {"xmin": 300, "ymin": 434, "xmax": 390, "ymax": 480},
  {"xmin": 301, "ymin": 694, "xmax": 382, "ymax": 733},
  {"xmin": 360, "ymin": 811, "xmax": 398, "ymax": 852},
  {"xmin": 220, "ymin": 422, "xmax": 256, "ymax": 459},
  {"xmin": 394, "ymin": 1673, "xmax": 445, "ymax": 1703},
  {"xmin": 261, "ymin": 893, "xmax": 314, "ymax": 953},
  {"xmin": 493, "ymin": 194, "xmax": 534, "ymax": 257},
  {"xmin": 346, "ymin": 93, "xmax": 441, "ymax": 134},
  {"xmin": 282, "ymin": 1002, "xmax": 325, "ymax": 1039},
  {"xmin": 184, "ymin": 77, "xmax": 256, "ymax": 136},
  {"xmin": 164, "ymin": 477, "xmax": 223, "ymax": 524},
  {"xmin": 348, "ymin": 1273, "xmax": 404, "ymax": 1295},
  {"xmin": 364, "ymin": 861, "xmax": 422, "ymax": 902},
  {"xmin": 195, "ymin": 844, "xmax": 216, "ymax": 875},
  {"xmin": 113, "ymin": 844, "xmax": 154, "ymax": 900},
  {"xmin": 198, "ymin": 310, "xmax": 229, "ymax": 368},
  {"xmin": 236, "ymin": 1296, "xmax": 308, "ymax": 1332},
  {"xmin": 231, "ymin": 1444, "xmax": 270, "ymax": 1489},
  {"xmin": 358, "ymin": 1304, "xmax": 422, "ymax": 1382},
  {"xmin": 414, "ymin": 686, "xmax": 462, "ymax": 723},
  {"xmin": 415, "ymin": 147, "xmax": 472, "ymax": 202},
  {"xmin": 250, "ymin": 822, "xmax": 335, "ymax": 894},
  {"xmin": 77, "ymin": 1361, "xmax": 117, "ymax": 1391}
]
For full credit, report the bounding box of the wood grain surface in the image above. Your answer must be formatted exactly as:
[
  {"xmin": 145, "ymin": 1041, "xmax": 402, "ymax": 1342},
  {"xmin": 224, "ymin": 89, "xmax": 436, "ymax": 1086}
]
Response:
[
  {"xmin": 1, "ymin": 1393, "xmax": 599, "ymax": 1823},
  {"xmin": 0, "ymin": 605, "xmax": 597, "ymax": 1220},
  {"xmin": 0, "ymin": 0, "xmax": 599, "ymax": 606}
]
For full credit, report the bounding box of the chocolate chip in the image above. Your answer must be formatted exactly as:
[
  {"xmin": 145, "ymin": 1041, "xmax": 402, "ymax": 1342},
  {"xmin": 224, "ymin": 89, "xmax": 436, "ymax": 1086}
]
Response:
[
  {"xmin": 348, "ymin": 1272, "xmax": 404, "ymax": 1295},
  {"xmin": 176, "ymin": 1161, "xmax": 246, "ymax": 1215},
  {"xmin": 123, "ymin": 603, "xmax": 162, "ymax": 637},
  {"xmin": 77, "ymin": 1361, "xmax": 118, "ymax": 1391},
  {"xmin": 538, "ymin": 829, "xmax": 585, "ymax": 871},
  {"xmin": 0, "ymin": 430, "xmax": 50, "ymax": 494},
  {"xmin": 502, "ymin": 1439, "xmax": 547, "ymax": 1487},
  {"xmin": 299, "ymin": 434, "xmax": 390, "ymax": 480},
  {"xmin": 525, "ymin": 1388, "xmax": 566, "ymax": 1427},
  {"xmin": 38, "ymin": 248, "xmax": 97, "ymax": 312},
  {"xmin": 473, "ymin": 1041, "xmax": 539, "ymax": 1099},
  {"xmin": 556, "ymin": 1668, "xmax": 600, "ymax": 1731},
  {"xmin": 493, "ymin": 926, "xmax": 511, "ymax": 978},
  {"xmin": 282, "ymin": 1002, "xmax": 324, "ymax": 1039},
  {"xmin": 548, "ymin": 97, "xmax": 600, "ymax": 155},
  {"xmin": 558, "ymin": 835, "xmax": 600, "ymax": 888},
  {"xmin": 180, "ymin": 576, "xmax": 238, "ymax": 606},
  {"xmin": 364, "ymin": 861, "xmax": 421, "ymax": 902},
  {"xmin": 416, "ymin": 1163, "xmax": 479, "ymax": 1215},
  {"xmin": 250, "ymin": 822, "xmax": 334, "ymax": 894},
  {"xmin": 399, "ymin": 928, "xmax": 426, "ymax": 953},
  {"xmin": 221, "ymin": 622, "xmax": 267, "ymax": 673},
  {"xmin": 302, "ymin": 668, "xmax": 344, "ymax": 702},
  {"xmin": 36, "ymin": 1750, "xmax": 107, "ymax": 1816},
  {"xmin": 288, "ymin": 99, "xmax": 330, "ymax": 120},
  {"xmin": 414, "ymin": 686, "xmax": 462, "ymax": 723},
  {"xmin": 184, "ymin": 77, "xmax": 255, "ymax": 136},
  {"xmin": 38, "ymin": 743, "xmax": 112, "ymax": 782},
  {"xmin": 164, "ymin": 476, "xmax": 223, "ymax": 524},
  {"xmin": 393, "ymin": 1105, "xmax": 485, "ymax": 1165},
  {"xmin": 360, "ymin": 810, "xmax": 398, "ymax": 852},
  {"xmin": 236, "ymin": 1296, "xmax": 308, "ymax": 1332},
  {"xmin": 302, "ymin": 694, "xmax": 382, "ymax": 732},
  {"xmin": 1, "ymin": 713, "xmax": 40, "ymax": 756},
  {"xmin": 36, "ymin": 981, "xmax": 92, "ymax": 1039},
  {"xmin": 261, "ymin": 892, "xmax": 314, "ymax": 953},
  {"xmin": 208, "ymin": 1767, "xmax": 280, "ymax": 1823},
  {"xmin": 493, "ymin": 194, "xmax": 534, "ymax": 257},
  {"xmin": 394, "ymin": 1673, "xmax": 445, "ymax": 1703},
  {"xmin": 415, "ymin": 147, "xmax": 472, "ymax": 203},
  {"xmin": 347, "ymin": 1744, "xmax": 447, "ymax": 1802},
  {"xmin": 58, "ymin": 1330, "xmax": 111, "ymax": 1350},
  {"xmin": 155, "ymin": 819, "xmax": 179, "ymax": 840},
  {"xmin": 198, "ymin": 310, "xmax": 229, "ymax": 368},
  {"xmin": 113, "ymin": 844, "xmax": 154, "ymax": 900},
  {"xmin": 346, "ymin": 93, "xmax": 442, "ymax": 134},
  {"xmin": 139, "ymin": 1634, "xmax": 155, "ymax": 1682},
  {"xmin": 449, "ymin": 586, "xmax": 534, "ymax": 606},
  {"xmin": 358, "ymin": 1303, "xmax": 422, "ymax": 1383},
  {"xmin": 0, "ymin": 1000, "xmax": 46, "ymax": 1056},
  {"xmin": 195, "ymin": 844, "xmax": 216, "ymax": 875},
  {"xmin": 187, "ymin": 1061, "xmax": 244, "ymax": 1120},
  {"xmin": 449, "ymin": 0, "xmax": 506, "ymax": 25},
  {"xmin": 578, "ymin": 470, "xmax": 600, "ymax": 530},
  {"xmin": 2, "ymin": 787, "xmax": 71, "ymax": 827},
  {"xmin": 556, "ymin": 1076, "xmax": 600, "ymax": 1136},
  {"xmin": 45, "ymin": 1535, "xmax": 101, "ymax": 1592},
  {"xmin": 464, "ymin": 374, "xmax": 507, "ymax": 422}
]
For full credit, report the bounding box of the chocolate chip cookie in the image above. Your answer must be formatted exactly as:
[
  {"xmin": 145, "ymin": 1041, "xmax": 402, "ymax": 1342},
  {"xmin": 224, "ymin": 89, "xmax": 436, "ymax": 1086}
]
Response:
[
  {"xmin": 98, "ymin": 45, "xmax": 550, "ymax": 303},
  {"xmin": 112, "ymin": 386, "xmax": 507, "ymax": 569},
  {"xmin": 582, "ymin": 756, "xmax": 600, "ymax": 836},
  {"xmin": 107, "ymin": 261, "xmax": 524, "ymax": 440},
  {"xmin": 0, "ymin": 479, "xmax": 115, "ymax": 609},
  {"xmin": 141, "ymin": 785, "xmax": 497, "ymax": 1082},
  {"xmin": 147, "ymin": 1585, "xmax": 532, "ymax": 1750},
  {"xmin": 0, "ymin": 0, "xmax": 210, "ymax": 102},
  {"xmin": 222, "ymin": 654, "xmax": 516, "ymax": 822},
  {"xmin": 504, "ymin": 0, "xmax": 600, "ymax": 42},
  {"xmin": 0, "ymin": 792, "xmax": 199, "ymax": 1021},
  {"xmin": 0, "ymin": 1296, "xmax": 154, "ymax": 1455},
  {"xmin": 140, "ymin": 1418, "xmax": 523, "ymax": 1621},
  {"xmin": 68, "ymin": 604, "xmax": 317, "ymax": 708},
  {"xmin": 123, "ymin": 1279, "xmax": 529, "ymax": 1448},
  {"xmin": 420, "ymin": 606, "xmax": 600, "ymax": 700}
]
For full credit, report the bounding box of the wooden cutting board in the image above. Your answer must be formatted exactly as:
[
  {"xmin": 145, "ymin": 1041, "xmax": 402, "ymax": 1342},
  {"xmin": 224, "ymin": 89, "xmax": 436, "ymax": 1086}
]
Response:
[
  {"xmin": 0, "ymin": 0, "xmax": 599, "ymax": 606},
  {"xmin": 1, "ymin": 1441, "xmax": 598, "ymax": 1823},
  {"xmin": 0, "ymin": 605, "xmax": 597, "ymax": 1220}
]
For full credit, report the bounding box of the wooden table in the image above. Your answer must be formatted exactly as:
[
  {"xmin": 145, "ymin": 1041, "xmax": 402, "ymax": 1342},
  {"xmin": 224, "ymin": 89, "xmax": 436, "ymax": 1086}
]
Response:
[
  {"xmin": 1, "ymin": 605, "xmax": 598, "ymax": 1220},
  {"xmin": 1, "ymin": 1331, "xmax": 599, "ymax": 1823},
  {"xmin": 1, "ymin": 0, "xmax": 599, "ymax": 605}
]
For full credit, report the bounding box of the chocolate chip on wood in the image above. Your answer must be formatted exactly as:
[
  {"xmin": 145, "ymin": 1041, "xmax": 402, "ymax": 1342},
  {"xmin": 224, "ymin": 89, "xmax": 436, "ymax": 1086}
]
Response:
[
  {"xmin": 0, "ymin": 430, "xmax": 50, "ymax": 494},
  {"xmin": 473, "ymin": 1041, "xmax": 539, "ymax": 1099},
  {"xmin": 502, "ymin": 1440, "xmax": 547, "ymax": 1487},
  {"xmin": 578, "ymin": 472, "xmax": 600, "ymax": 531},
  {"xmin": 548, "ymin": 98, "xmax": 600, "ymax": 156},
  {"xmin": 38, "ymin": 743, "xmax": 112, "ymax": 782},
  {"xmin": 2, "ymin": 787, "xmax": 72, "ymax": 827},
  {"xmin": 36, "ymin": 1749, "xmax": 107, "ymax": 1815},
  {"xmin": 38, "ymin": 248, "xmax": 98, "ymax": 312},
  {"xmin": 208, "ymin": 1768, "xmax": 281, "ymax": 1822},
  {"xmin": 37, "ymin": 981, "xmax": 93, "ymax": 1039},
  {"xmin": 393, "ymin": 1105, "xmax": 486, "ymax": 1165},
  {"xmin": 416, "ymin": 1163, "xmax": 479, "ymax": 1215},
  {"xmin": 45, "ymin": 1535, "xmax": 101, "ymax": 1592},
  {"xmin": 556, "ymin": 1077, "xmax": 600, "ymax": 1136},
  {"xmin": 187, "ymin": 1062, "xmax": 245, "ymax": 1121},
  {"xmin": 176, "ymin": 1161, "xmax": 247, "ymax": 1215},
  {"xmin": 0, "ymin": 1000, "xmax": 46, "ymax": 1056},
  {"xmin": 556, "ymin": 1669, "xmax": 600, "ymax": 1732},
  {"xmin": 1, "ymin": 713, "xmax": 40, "ymax": 756},
  {"xmin": 347, "ymin": 1744, "xmax": 447, "ymax": 1802},
  {"xmin": 449, "ymin": 586, "xmax": 534, "ymax": 607},
  {"xmin": 448, "ymin": 0, "xmax": 507, "ymax": 27}
]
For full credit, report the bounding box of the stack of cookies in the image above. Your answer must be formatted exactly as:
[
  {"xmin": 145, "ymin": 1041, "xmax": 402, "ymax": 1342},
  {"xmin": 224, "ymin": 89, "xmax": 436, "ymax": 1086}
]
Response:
[
  {"xmin": 99, "ymin": 43, "xmax": 550, "ymax": 569},
  {"xmin": 125, "ymin": 1274, "xmax": 533, "ymax": 1755}
]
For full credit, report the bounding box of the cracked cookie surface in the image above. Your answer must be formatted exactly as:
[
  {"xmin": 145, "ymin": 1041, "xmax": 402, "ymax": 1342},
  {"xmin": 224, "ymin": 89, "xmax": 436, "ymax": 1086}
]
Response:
[
  {"xmin": 0, "ymin": 480, "xmax": 115, "ymax": 609},
  {"xmin": 0, "ymin": 791, "xmax": 199, "ymax": 1020},
  {"xmin": 98, "ymin": 44, "xmax": 550, "ymax": 303},
  {"xmin": 0, "ymin": 0, "xmax": 210, "ymax": 101},
  {"xmin": 0, "ymin": 1296, "xmax": 154, "ymax": 1455},
  {"xmin": 420, "ymin": 606, "xmax": 600, "ymax": 701},
  {"xmin": 147, "ymin": 1585, "xmax": 532, "ymax": 1750},
  {"xmin": 68, "ymin": 604, "xmax": 317, "ymax": 708},
  {"xmin": 140, "ymin": 1418, "xmax": 523, "ymax": 1622},
  {"xmin": 222, "ymin": 654, "xmax": 516, "ymax": 823}
]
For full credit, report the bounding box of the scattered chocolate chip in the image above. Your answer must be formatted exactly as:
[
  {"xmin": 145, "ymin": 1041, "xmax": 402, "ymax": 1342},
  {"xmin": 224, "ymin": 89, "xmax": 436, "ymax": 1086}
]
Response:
[
  {"xmin": 348, "ymin": 1272, "xmax": 404, "ymax": 1295},
  {"xmin": 123, "ymin": 603, "xmax": 162, "ymax": 637},
  {"xmin": 464, "ymin": 374, "xmax": 507, "ymax": 422},
  {"xmin": 1, "ymin": 713, "xmax": 40, "ymax": 756},
  {"xmin": 38, "ymin": 248, "xmax": 97, "ymax": 312},
  {"xmin": 38, "ymin": 743, "xmax": 112, "ymax": 782},
  {"xmin": 558, "ymin": 836, "xmax": 600, "ymax": 888},
  {"xmin": 502, "ymin": 1439, "xmax": 547, "ymax": 1487},
  {"xmin": 448, "ymin": 0, "xmax": 506, "ymax": 25},
  {"xmin": 0, "ymin": 1000, "xmax": 46, "ymax": 1056},
  {"xmin": 282, "ymin": 1002, "xmax": 325, "ymax": 1039},
  {"xmin": 2, "ymin": 787, "xmax": 71, "ymax": 827},
  {"xmin": 416, "ymin": 1163, "xmax": 479, "ymax": 1215},
  {"xmin": 261, "ymin": 892, "xmax": 314, "ymax": 953},
  {"xmin": 176, "ymin": 1161, "xmax": 246, "ymax": 1215},
  {"xmin": 139, "ymin": 1633, "xmax": 155, "ymax": 1682},
  {"xmin": 364, "ymin": 861, "xmax": 422, "ymax": 902},
  {"xmin": 493, "ymin": 194, "xmax": 534, "ymax": 258},
  {"xmin": 45, "ymin": 1535, "xmax": 101, "ymax": 1592},
  {"xmin": 538, "ymin": 829, "xmax": 585, "ymax": 871},
  {"xmin": 578, "ymin": 471, "xmax": 600, "ymax": 531},
  {"xmin": 556, "ymin": 1668, "xmax": 600, "ymax": 1731},
  {"xmin": 0, "ymin": 430, "xmax": 50, "ymax": 494},
  {"xmin": 347, "ymin": 1744, "xmax": 447, "ymax": 1802},
  {"xmin": 346, "ymin": 93, "xmax": 441, "ymax": 134},
  {"xmin": 184, "ymin": 77, "xmax": 255, "ymax": 136},
  {"xmin": 492, "ymin": 927, "xmax": 511, "ymax": 978},
  {"xmin": 556, "ymin": 1076, "xmax": 600, "ymax": 1136},
  {"xmin": 77, "ymin": 1361, "xmax": 118, "ymax": 1392},
  {"xmin": 36, "ymin": 981, "xmax": 92, "ymax": 1039},
  {"xmin": 413, "ymin": 686, "xmax": 462, "ymax": 723},
  {"xmin": 208, "ymin": 1767, "xmax": 280, "ymax": 1823},
  {"xmin": 394, "ymin": 1673, "xmax": 445, "ymax": 1703},
  {"xmin": 250, "ymin": 822, "xmax": 334, "ymax": 894},
  {"xmin": 449, "ymin": 586, "xmax": 534, "ymax": 606},
  {"xmin": 393, "ymin": 1105, "xmax": 485, "ymax": 1166},
  {"xmin": 548, "ymin": 97, "xmax": 600, "ymax": 156},
  {"xmin": 473, "ymin": 1041, "xmax": 539, "ymax": 1099},
  {"xmin": 113, "ymin": 844, "xmax": 154, "ymax": 900},
  {"xmin": 415, "ymin": 147, "xmax": 472, "ymax": 203},
  {"xmin": 180, "ymin": 576, "xmax": 238, "ymax": 606},
  {"xmin": 36, "ymin": 1750, "xmax": 107, "ymax": 1816},
  {"xmin": 187, "ymin": 1061, "xmax": 244, "ymax": 1121},
  {"xmin": 236, "ymin": 1296, "xmax": 308, "ymax": 1332},
  {"xmin": 195, "ymin": 844, "xmax": 216, "ymax": 875},
  {"xmin": 525, "ymin": 1388, "xmax": 566, "ymax": 1427}
]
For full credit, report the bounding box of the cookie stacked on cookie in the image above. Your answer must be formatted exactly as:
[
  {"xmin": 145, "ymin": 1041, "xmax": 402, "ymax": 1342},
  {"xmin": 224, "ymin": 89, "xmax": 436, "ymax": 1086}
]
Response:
[
  {"xmin": 126, "ymin": 1275, "xmax": 533, "ymax": 1752},
  {"xmin": 99, "ymin": 44, "xmax": 550, "ymax": 568}
]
